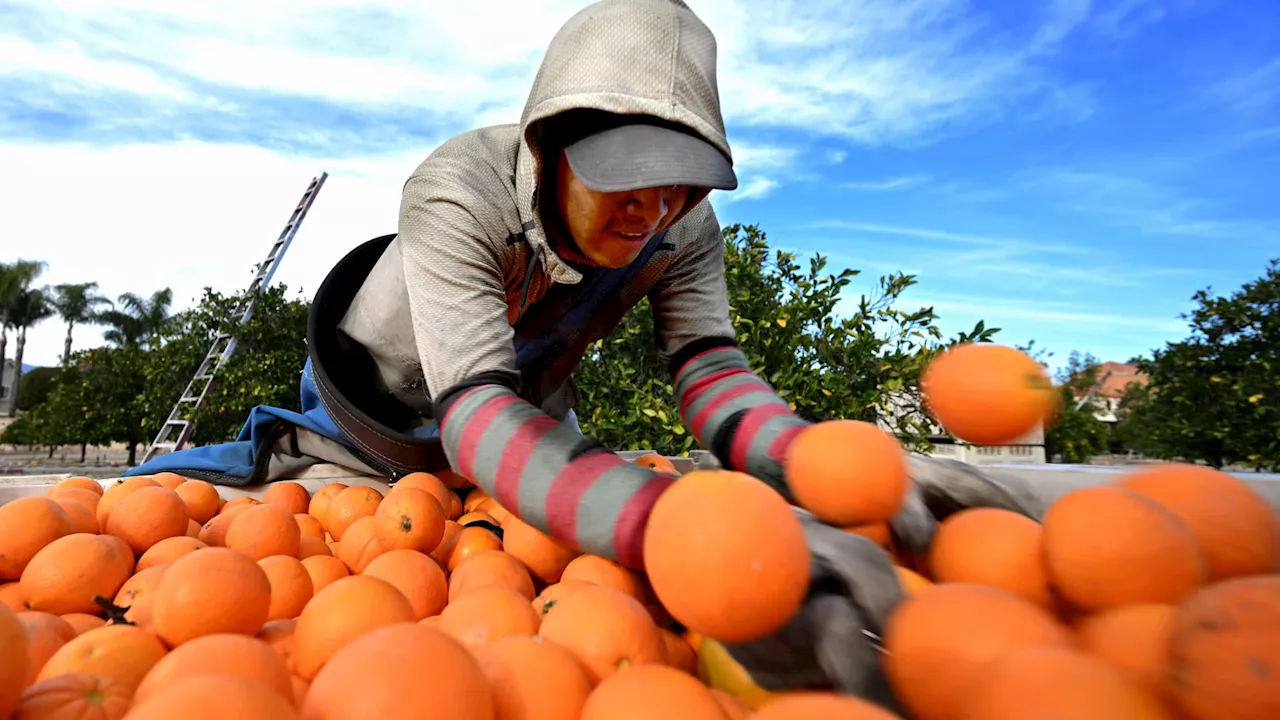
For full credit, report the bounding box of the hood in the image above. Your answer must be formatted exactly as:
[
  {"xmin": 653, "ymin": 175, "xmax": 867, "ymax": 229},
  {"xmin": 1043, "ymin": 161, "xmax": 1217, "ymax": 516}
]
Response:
[{"xmin": 514, "ymin": 0, "xmax": 733, "ymax": 284}]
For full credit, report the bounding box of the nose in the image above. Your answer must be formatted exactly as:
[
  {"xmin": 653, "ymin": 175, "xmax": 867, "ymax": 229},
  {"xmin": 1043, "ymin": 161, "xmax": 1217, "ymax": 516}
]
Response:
[{"xmin": 622, "ymin": 187, "xmax": 670, "ymax": 224}]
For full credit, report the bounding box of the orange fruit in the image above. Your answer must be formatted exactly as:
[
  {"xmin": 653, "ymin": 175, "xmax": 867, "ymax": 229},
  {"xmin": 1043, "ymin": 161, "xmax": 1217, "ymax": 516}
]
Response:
[
  {"xmin": 125, "ymin": 675, "xmax": 298, "ymax": 720},
  {"xmin": 753, "ymin": 692, "xmax": 904, "ymax": 719},
  {"xmin": 883, "ymin": 583, "xmax": 1075, "ymax": 720},
  {"xmin": 47, "ymin": 487, "xmax": 101, "ymax": 515},
  {"xmin": 784, "ymin": 420, "xmax": 908, "ymax": 526},
  {"xmin": 45, "ymin": 477, "xmax": 104, "ymax": 497},
  {"xmin": 186, "ymin": 518, "xmax": 200, "ymax": 537},
  {"xmin": 561, "ymin": 554, "xmax": 643, "ymax": 601},
  {"xmin": 300, "ymin": 555, "xmax": 349, "ymax": 595},
  {"xmin": 430, "ymin": 521, "xmax": 464, "ymax": 567},
  {"xmin": 293, "ymin": 575, "xmax": 415, "ymax": 680},
  {"xmin": 1166, "ymin": 575, "xmax": 1280, "ymax": 720},
  {"xmin": 258, "ymin": 556, "xmax": 314, "ymax": 621},
  {"xmin": 960, "ymin": 645, "xmax": 1169, "ymax": 720},
  {"xmin": 643, "ymin": 470, "xmax": 809, "ymax": 643},
  {"xmin": 1076, "ymin": 603, "xmax": 1175, "ymax": 693},
  {"xmin": 389, "ymin": 472, "xmax": 453, "ymax": 511},
  {"xmin": 447, "ymin": 492, "xmax": 464, "ymax": 520},
  {"xmin": 1118, "ymin": 463, "xmax": 1280, "ymax": 580},
  {"xmin": 335, "ymin": 516, "xmax": 385, "ymax": 573},
  {"xmin": 325, "ymin": 485, "xmax": 383, "ymax": 541},
  {"xmin": 195, "ymin": 505, "xmax": 250, "ymax": 547},
  {"xmin": 1042, "ymin": 486, "xmax": 1205, "ymax": 612},
  {"xmin": 95, "ymin": 477, "xmax": 159, "ymax": 528},
  {"xmin": 501, "ymin": 513, "xmax": 579, "ymax": 585},
  {"xmin": 920, "ymin": 343, "xmax": 1057, "ymax": 445},
  {"xmin": 473, "ymin": 635, "xmax": 592, "ymax": 720},
  {"xmin": 104, "ymin": 486, "xmax": 189, "ymax": 555},
  {"xmin": 538, "ymin": 584, "xmax": 664, "ymax": 684},
  {"xmin": 220, "ymin": 496, "xmax": 260, "ymax": 513},
  {"xmin": 294, "ymin": 513, "xmax": 325, "ymax": 541},
  {"xmin": 301, "ymin": 623, "xmax": 492, "ymax": 719},
  {"xmin": 0, "ymin": 498, "xmax": 72, "ymax": 580},
  {"xmin": 436, "ymin": 468, "xmax": 474, "ymax": 489},
  {"xmin": 373, "ymin": 487, "xmax": 446, "ymax": 553},
  {"xmin": 632, "ymin": 453, "xmax": 681, "ymax": 476},
  {"xmin": 49, "ymin": 497, "xmax": 99, "ymax": 535},
  {"xmin": 173, "ymin": 480, "xmax": 221, "ymax": 524},
  {"xmin": 298, "ymin": 535, "xmax": 331, "ymax": 559},
  {"xmin": 929, "ymin": 507, "xmax": 1052, "ymax": 608},
  {"xmin": 843, "ymin": 522, "xmax": 891, "ymax": 547},
  {"xmin": 447, "ymin": 525, "xmax": 503, "ymax": 572},
  {"xmin": 660, "ymin": 627, "xmax": 696, "ymax": 674},
  {"xmin": 439, "ymin": 586, "xmax": 541, "ymax": 648},
  {"xmin": 112, "ymin": 565, "xmax": 168, "ymax": 629},
  {"xmin": 226, "ymin": 504, "xmax": 302, "ymax": 561},
  {"xmin": 447, "ymin": 549, "xmax": 536, "ymax": 602},
  {"xmin": 532, "ymin": 580, "xmax": 594, "ymax": 618},
  {"xmin": 0, "ymin": 582, "xmax": 26, "ymax": 612},
  {"xmin": 306, "ymin": 483, "xmax": 347, "ymax": 531},
  {"xmin": 151, "ymin": 547, "xmax": 272, "ymax": 646},
  {"xmin": 17, "ymin": 611, "xmax": 76, "ymax": 684},
  {"xmin": 37, "ymin": 624, "xmax": 167, "ymax": 693},
  {"xmin": 20, "ymin": 533, "xmax": 134, "ymax": 615},
  {"xmin": 457, "ymin": 511, "xmax": 498, "ymax": 527},
  {"xmin": 150, "ymin": 472, "xmax": 187, "ymax": 490},
  {"xmin": 262, "ymin": 482, "xmax": 310, "ymax": 516},
  {"xmin": 580, "ymin": 663, "xmax": 725, "ymax": 720},
  {"xmin": 133, "ymin": 632, "xmax": 294, "ymax": 706},
  {"xmin": 58, "ymin": 614, "xmax": 105, "ymax": 636},
  {"xmin": 1, "ymin": 605, "xmax": 30, "ymax": 717},
  {"xmin": 362, "ymin": 549, "xmax": 448, "ymax": 620},
  {"xmin": 136, "ymin": 535, "xmax": 207, "ymax": 571},
  {"xmin": 14, "ymin": 672, "xmax": 132, "ymax": 719},
  {"xmin": 257, "ymin": 618, "xmax": 297, "ymax": 670}
]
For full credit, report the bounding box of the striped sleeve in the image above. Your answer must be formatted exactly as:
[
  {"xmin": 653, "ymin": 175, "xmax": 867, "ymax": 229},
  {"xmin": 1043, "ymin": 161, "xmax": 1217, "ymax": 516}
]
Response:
[
  {"xmin": 672, "ymin": 343, "xmax": 810, "ymax": 496},
  {"xmin": 439, "ymin": 384, "xmax": 675, "ymax": 570}
]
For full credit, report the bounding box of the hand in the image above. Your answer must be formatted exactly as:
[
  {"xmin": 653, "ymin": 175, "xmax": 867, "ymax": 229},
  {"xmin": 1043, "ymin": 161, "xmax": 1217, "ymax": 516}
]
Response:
[
  {"xmin": 890, "ymin": 454, "xmax": 1044, "ymax": 556},
  {"xmin": 718, "ymin": 455, "xmax": 1040, "ymax": 711}
]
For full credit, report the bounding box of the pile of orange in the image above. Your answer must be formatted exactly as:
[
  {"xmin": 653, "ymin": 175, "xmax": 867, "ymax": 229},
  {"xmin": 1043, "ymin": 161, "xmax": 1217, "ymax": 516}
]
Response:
[
  {"xmin": 0, "ymin": 340, "xmax": 1276, "ymax": 720},
  {"xmin": 0, "ymin": 464, "xmax": 884, "ymax": 720}
]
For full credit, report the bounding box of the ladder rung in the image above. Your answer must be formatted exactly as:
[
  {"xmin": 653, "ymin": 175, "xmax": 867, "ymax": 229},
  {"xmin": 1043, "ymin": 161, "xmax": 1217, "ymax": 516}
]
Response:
[
  {"xmin": 179, "ymin": 396, "xmax": 201, "ymax": 403},
  {"xmin": 164, "ymin": 420, "xmax": 189, "ymax": 429}
]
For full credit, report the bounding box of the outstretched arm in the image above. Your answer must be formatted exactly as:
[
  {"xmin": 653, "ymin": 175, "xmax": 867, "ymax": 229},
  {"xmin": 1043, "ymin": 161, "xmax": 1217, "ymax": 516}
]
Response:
[
  {"xmin": 650, "ymin": 205, "xmax": 810, "ymax": 496},
  {"xmin": 399, "ymin": 173, "xmax": 672, "ymax": 569}
]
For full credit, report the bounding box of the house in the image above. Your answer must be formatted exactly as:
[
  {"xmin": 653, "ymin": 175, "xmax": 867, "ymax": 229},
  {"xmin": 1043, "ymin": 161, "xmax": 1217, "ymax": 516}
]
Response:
[
  {"xmin": 1073, "ymin": 362, "xmax": 1149, "ymax": 423},
  {"xmin": 0, "ymin": 359, "xmax": 36, "ymax": 416}
]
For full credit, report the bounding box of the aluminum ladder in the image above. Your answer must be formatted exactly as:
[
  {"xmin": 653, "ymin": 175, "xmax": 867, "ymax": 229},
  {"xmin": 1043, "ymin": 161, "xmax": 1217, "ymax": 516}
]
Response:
[{"xmin": 140, "ymin": 172, "xmax": 328, "ymax": 464}]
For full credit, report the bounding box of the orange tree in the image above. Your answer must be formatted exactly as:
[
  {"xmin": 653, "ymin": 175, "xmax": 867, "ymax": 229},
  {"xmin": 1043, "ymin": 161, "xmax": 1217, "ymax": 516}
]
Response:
[
  {"xmin": 573, "ymin": 223, "xmax": 997, "ymax": 456},
  {"xmin": 1115, "ymin": 259, "xmax": 1280, "ymax": 471},
  {"xmin": 137, "ymin": 284, "xmax": 311, "ymax": 446}
]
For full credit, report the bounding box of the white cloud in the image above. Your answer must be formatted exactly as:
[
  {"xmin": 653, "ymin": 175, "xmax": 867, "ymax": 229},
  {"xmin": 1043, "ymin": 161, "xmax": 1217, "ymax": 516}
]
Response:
[
  {"xmin": 841, "ymin": 173, "xmax": 934, "ymax": 191},
  {"xmin": 2, "ymin": 0, "xmax": 1111, "ymax": 366}
]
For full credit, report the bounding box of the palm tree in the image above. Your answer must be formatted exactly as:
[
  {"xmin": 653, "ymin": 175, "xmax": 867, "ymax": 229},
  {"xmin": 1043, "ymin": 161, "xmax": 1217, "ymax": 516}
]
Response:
[
  {"xmin": 99, "ymin": 288, "xmax": 174, "ymax": 349},
  {"xmin": 7, "ymin": 287, "xmax": 55, "ymax": 417},
  {"xmin": 50, "ymin": 282, "xmax": 112, "ymax": 365},
  {"xmin": 0, "ymin": 260, "xmax": 47, "ymax": 410}
]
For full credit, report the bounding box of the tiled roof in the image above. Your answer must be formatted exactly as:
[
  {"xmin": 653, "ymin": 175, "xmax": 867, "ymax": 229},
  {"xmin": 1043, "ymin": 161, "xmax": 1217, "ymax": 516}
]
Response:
[{"xmin": 1073, "ymin": 362, "xmax": 1149, "ymax": 399}]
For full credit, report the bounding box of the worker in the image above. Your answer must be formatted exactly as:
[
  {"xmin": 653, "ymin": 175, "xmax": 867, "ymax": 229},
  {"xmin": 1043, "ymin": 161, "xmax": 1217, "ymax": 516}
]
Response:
[{"xmin": 129, "ymin": 0, "xmax": 1035, "ymax": 702}]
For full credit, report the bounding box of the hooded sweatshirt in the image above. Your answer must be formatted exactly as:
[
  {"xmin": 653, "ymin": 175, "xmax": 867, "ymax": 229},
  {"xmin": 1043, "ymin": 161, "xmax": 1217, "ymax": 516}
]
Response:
[{"xmin": 337, "ymin": 0, "xmax": 809, "ymax": 569}]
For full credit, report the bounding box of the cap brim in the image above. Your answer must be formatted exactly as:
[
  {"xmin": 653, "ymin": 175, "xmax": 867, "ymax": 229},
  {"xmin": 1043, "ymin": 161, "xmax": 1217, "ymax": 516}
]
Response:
[{"xmin": 563, "ymin": 123, "xmax": 738, "ymax": 193}]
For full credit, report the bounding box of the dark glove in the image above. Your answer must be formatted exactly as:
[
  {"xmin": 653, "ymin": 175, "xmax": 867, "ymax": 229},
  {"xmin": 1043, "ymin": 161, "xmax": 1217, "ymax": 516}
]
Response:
[
  {"xmin": 720, "ymin": 508, "xmax": 907, "ymax": 712},
  {"xmin": 890, "ymin": 454, "xmax": 1045, "ymax": 556},
  {"xmin": 719, "ymin": 455, "xmax": 1043, "ymax": 712}
]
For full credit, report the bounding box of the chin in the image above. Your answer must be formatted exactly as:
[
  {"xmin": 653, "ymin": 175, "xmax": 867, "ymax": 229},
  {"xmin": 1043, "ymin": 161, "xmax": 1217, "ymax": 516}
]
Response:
[{"xmin": 586, "ymin": 248, "xmax": 645, "ymax": 269}]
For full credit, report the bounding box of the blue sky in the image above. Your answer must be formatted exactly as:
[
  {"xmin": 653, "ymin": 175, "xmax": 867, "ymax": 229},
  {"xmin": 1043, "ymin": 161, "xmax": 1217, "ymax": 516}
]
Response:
[{"xmin": 2, "ymin": 0, "xmax": 1277, "ymax": 376}]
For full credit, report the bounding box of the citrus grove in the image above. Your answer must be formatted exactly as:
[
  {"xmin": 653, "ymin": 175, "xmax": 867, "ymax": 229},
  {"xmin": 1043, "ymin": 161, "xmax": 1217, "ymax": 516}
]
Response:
[{"xmin": 0, "ymin": 342, "xmax": 1277, "ymax": 719}]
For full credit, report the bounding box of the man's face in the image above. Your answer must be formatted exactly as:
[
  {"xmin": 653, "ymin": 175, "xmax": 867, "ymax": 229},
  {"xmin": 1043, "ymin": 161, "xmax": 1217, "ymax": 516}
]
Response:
[{"xmin": 554, "ymin": 150, "xmax": 692, "ymax": 268}]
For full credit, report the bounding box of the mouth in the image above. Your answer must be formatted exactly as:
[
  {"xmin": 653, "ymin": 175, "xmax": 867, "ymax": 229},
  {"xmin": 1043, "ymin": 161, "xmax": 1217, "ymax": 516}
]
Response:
[{"xmin": 612, "ymin": 230, "xmax": 651, "ymax": 243}]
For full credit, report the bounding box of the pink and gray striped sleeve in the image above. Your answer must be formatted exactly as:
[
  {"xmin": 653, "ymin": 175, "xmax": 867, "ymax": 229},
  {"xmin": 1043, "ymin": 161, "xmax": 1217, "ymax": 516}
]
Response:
[
  {"xmin": 439, "ymin": 386, "xmax": 675, "ymax": 569},
  {"xmin": 650, "ymin": 205, "xmax": 811, "ymax": 496}
]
